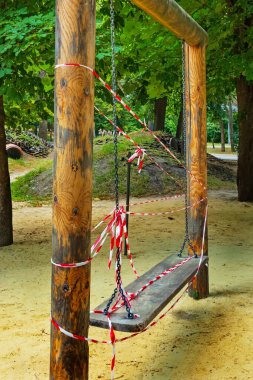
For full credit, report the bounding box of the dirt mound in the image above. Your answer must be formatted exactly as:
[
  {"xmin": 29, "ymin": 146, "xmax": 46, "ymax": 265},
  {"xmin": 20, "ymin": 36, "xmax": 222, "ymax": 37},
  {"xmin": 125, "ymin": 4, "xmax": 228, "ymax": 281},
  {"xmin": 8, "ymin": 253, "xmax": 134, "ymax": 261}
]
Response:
[
  {"xmin": 23, "ymin": 152, "xmax": 236, "ymax": 201},
  {"xmin": 6, "ymin": 131, "xmax": 53, "ymax": 158}
]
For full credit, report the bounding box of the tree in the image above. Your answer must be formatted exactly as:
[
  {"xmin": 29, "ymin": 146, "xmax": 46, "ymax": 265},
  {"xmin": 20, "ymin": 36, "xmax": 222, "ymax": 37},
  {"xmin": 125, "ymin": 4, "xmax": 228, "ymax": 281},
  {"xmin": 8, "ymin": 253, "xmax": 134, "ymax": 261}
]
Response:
[
  {"xmin": 0, "ymin": 95, "xmax": 13, "ymax": 246},
  {"xmin": 96, "ymin": 0, "xmax": 182, "ymax": 131},
  {"xmin": 180, "ymin": 0, "xmax": 253, "ymax": 201},
  {"xmin": 154, "ymin": 97, "xmax": 167, "ymax": 131},
  {"xmin": 220, "ymin": 118, "xmax": 226, "ymax": 152},
  {"xmin": 0, "ymin": 1, "xmax": 54, "ymax": 245},
  {"xmin": 227, "ymin": 97, "xmax": 235, "ymax": 152}
]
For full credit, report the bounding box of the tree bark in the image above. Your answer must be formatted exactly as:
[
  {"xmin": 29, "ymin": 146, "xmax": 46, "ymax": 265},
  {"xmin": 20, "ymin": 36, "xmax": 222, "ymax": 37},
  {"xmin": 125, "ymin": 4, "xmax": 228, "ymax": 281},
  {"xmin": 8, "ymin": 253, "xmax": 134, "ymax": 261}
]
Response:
[
  {"xmin": 236, "ymin": 76, "xmax": 253, "ymax": 202},
  {"xmin": 38, "ymin": 120, "xmax": 48, "ymax": 140},
  {"xmin": 154, "ymin": 96, "xmax": 167, "ymax": 131},
  {"xmin": 220, "ymin": 119, "xmax": 225, "ymax": 152},
  {"xmin": 0, "ymin": 95, "xmax": 13, "ymax": 247},
  {"xmin": 228, "ymin": 99, "xmax": 235, "ymax": 152}
]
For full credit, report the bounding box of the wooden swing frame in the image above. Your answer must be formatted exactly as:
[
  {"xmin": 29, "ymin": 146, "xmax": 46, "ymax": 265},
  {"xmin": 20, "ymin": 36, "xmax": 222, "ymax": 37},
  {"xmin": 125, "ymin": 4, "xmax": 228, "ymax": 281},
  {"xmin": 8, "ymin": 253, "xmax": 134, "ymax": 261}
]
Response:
[{"xmin": 50, "ymin": 0, "xmax": 208, "ymax": 378}]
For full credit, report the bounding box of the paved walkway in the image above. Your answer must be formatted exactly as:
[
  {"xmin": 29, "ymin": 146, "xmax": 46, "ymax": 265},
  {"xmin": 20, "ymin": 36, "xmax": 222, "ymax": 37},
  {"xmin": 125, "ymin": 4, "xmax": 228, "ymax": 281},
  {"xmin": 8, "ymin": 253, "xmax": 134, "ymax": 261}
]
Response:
[
  {"xmin": 210, "ymin": 153, "xmax": 238, "ymax": 161},
  {"xmin": 10, "ymin": 169, "xmax": 31, "ymax": 182}
]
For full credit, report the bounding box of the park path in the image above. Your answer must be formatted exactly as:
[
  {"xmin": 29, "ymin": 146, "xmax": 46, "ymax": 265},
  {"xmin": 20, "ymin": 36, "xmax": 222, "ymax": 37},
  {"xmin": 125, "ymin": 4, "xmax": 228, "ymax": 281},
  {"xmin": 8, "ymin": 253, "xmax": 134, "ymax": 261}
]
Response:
[
  {"xmin": 10, "ymin": 169, "xmax": 32, "ymax": 182},
  {"xmin": 210, "ymin": 153, "xmax": 238, "ymax": 161}
]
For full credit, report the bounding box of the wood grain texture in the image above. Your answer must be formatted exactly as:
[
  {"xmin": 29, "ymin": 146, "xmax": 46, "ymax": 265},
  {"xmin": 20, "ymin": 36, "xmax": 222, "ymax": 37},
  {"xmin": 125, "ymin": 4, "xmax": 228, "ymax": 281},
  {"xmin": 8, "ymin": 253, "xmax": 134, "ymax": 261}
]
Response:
[
  {"xmin": 184, "ymin": 43, "xmax": 209, "ymax": 299},
  {"xmin": 90, "ymin": 256, "xmax": 208, "ymax": 332},
  {"xmin": 131, "ymin": 0, "xmax": 208, "ymax": 47},
  {"xmin": 50, "ymin": 1, "xmax": 96, "ymax": 379}
]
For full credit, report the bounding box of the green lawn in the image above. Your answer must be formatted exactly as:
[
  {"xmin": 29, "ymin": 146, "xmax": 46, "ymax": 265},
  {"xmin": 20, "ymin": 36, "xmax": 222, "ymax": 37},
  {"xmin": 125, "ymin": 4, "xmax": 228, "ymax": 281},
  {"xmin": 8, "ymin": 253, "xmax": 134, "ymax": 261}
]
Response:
[{"xmin": 207, "ymin": 143, "xmax": 236, "ymax": 154}]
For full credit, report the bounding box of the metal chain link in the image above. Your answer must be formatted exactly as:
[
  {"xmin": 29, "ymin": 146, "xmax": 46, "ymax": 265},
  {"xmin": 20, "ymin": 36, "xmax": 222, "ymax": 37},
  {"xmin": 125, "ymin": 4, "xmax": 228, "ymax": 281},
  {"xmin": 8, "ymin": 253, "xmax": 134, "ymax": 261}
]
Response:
[
  {"xmin": 104, "ymin": 1, "xmax": 134, "ymax": 320},
  {"xmin": 116, "ymin": 248, "xmax": 134, "ymax": 318},
  {"xmin": 110, "ymin": 0, "xmax": 119, "ymax": 211},
  {"xmin": 179, "ymin": 41, "xmax": 197, "ymax": 258},
  {"xmin": 103, "ymin": 248, "xmax": 134, "ymax": 319}
]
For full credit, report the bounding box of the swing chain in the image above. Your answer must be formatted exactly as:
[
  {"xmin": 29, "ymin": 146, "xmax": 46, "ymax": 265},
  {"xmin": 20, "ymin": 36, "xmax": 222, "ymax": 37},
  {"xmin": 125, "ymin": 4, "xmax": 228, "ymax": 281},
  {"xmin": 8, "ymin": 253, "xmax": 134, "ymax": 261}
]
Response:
[
  {"xmin": 103, "ymin": 248, "xmax": 134, "ymax": 319},
  {"xmin": 116, "ymin": 248, "xmax": 134, "ymax": 319},
  {"xmin": 179, "ymin": 41, "xmax": 197, "ymax": 258},
  {"xmin": 103, "ymin": 0, "xmax": 134, "ymax": 320},
  {"xmin": 110, "ymin": 0, "xmax": 119, "ymax": 211},
  {"xmin": 103, "ymin": 288, "xmax": 117, "ymax": 316}
]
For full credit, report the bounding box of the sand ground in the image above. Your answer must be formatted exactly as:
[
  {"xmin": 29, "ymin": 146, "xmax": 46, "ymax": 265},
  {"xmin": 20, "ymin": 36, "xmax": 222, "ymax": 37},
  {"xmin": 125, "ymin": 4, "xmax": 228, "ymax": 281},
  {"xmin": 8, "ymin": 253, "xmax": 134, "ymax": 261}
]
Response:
[{"xmin": 0, "ymin": 190, "xmax": 253, "ymax": 380}]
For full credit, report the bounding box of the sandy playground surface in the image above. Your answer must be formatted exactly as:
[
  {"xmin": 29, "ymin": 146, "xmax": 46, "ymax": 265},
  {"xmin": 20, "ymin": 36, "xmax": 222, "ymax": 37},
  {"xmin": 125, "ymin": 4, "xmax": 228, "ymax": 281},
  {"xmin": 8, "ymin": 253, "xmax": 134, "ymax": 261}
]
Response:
[{"xmin": 0, "ymin": 190, "xmax": 253, "ymax": 380}]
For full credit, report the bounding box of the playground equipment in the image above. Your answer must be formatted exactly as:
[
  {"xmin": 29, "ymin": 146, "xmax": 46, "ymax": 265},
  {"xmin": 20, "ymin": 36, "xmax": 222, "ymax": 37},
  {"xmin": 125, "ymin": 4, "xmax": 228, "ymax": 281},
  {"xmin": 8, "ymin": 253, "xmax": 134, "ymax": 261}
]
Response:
[{"xmin": 50, "ymin": 0, "xmax": 208, "ymax": 378}]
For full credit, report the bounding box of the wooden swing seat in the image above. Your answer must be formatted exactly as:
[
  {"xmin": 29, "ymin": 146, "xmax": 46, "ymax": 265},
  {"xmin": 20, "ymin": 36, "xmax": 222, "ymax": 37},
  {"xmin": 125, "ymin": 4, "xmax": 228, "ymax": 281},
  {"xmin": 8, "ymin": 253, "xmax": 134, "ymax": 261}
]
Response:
[{"xmin": 90, "ymin": 255, "xmax": 208, "ymax": 333}]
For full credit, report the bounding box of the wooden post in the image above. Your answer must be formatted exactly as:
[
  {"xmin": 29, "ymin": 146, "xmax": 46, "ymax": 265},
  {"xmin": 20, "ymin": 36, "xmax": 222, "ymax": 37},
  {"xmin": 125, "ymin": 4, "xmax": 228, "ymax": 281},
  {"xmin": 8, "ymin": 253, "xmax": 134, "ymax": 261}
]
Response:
[
  {"xmin": 184, "ymin": 43, "xmax": 209, "ymax": 299},
  {"xmin": 50, "ymin": 0, "xmax": 96, "ymax": 379},
  {"xmin": 131, "ymin": 0, "xmax": 209, "ymax": 299}
]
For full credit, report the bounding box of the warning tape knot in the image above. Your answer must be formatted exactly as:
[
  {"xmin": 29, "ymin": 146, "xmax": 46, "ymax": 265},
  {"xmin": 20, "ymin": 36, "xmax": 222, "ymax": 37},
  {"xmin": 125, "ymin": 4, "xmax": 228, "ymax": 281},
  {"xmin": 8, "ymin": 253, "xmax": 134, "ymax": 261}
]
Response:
[{"xmin": 128, "ymin": 148, "xmax": 146, "ymax": 173}]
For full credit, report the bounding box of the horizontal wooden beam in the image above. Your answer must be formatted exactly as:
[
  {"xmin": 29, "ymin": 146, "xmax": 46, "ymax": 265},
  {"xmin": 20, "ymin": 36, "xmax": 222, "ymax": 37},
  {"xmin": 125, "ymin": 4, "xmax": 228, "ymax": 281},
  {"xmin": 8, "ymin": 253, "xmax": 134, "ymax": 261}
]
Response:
[{"xmin": 131, "ymin": 0, "xmax": 208, "ymax": 47}]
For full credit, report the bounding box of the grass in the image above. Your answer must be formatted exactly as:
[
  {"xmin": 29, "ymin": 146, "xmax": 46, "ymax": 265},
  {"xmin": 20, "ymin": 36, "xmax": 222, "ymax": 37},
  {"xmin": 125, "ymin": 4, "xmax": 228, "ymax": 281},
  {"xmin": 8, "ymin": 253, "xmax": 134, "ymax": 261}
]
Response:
[
  {"xmin": 94, "ymin": 132, "xmax": 155, "ymax": 159},
  {"xmin": 11, "ymin": 159, "xmax": 52, "ymax": 203},
  {"xmin": 207, "ymin": 143, "xmax": 237, "ymax": 155},
  {"xmin": 8, "ymin": 155, "xmax": 52, "ymax": 174},
  {"xmin": 8, "ymin": 157, "xmax": 34, "ymax": 173},
  {"xmin": 207, "ymin": 175, "xmax": 236, "ymax": 190}
]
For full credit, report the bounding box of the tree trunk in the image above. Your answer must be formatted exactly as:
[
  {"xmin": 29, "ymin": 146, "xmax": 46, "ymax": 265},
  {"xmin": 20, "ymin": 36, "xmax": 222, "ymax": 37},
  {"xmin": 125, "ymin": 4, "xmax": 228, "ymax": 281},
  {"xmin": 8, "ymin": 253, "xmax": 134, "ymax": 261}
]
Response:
[
  {"xmin": 220, "ymin": 119, "xmax": 225, "ymax": 152},
  {"xmin": 38, "ymin": 120, "xmax": 48, "ymax": 140},
  {"xmin": 228, "ymin": 99, "xmax": 235, "ymax": 152},
  {"xmin": 236, "ymin": 76, "xmax": 253, "ymax": 202},
  {"xmin": 176, "ymin": 98, "xmax": 183, "ymax": 139},
  {"xmin": 0, "ymin": 96, "xmax": 13, "ymax": 247},
  {"xmin": 154, "ymin": 96, "xmax": 167, "ymax": 131}
]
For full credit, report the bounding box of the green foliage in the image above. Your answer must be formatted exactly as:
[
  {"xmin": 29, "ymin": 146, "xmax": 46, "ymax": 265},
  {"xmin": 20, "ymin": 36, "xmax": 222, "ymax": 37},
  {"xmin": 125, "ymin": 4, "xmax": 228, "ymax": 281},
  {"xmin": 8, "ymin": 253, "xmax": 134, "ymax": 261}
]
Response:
[
  {"xmin": 1, "ymin": 0, "xmax": 252, "ymax": 142},
  {"xmin": 0, "ymin": 2, "xmax": 54, "ymax": 127},
  {"xmin": 180, "ymin": 0, "xmax": 253, "ymax": 102}
]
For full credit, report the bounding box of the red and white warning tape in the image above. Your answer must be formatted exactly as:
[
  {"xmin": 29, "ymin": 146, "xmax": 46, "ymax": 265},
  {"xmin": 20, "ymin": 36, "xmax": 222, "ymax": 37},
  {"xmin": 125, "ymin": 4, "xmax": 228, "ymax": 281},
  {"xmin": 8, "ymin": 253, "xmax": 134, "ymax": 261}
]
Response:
[
  {"xmin": 130, "ymin": 194, "xmax": 184, "ymax": 207},
  {"xmin": 128, "ymin": 148, "xmax": 146, "ymax": 173},
  {"xmin": 94, "ymin": 106, "xmax": 181, "ymax": 186},
  {"xmin": 51, "ymin": 255, "xmax": 195, "ymax": 379},
  {"xmin": 128, "ymin": 196, "xmax": 207, "ymax": 217},
  {"xmin": 125, "ymin": 256, "xmax": 192, "ymax": 303},
  {"xmin": 92, "ymin": 211, "xmax": 113, "ymax": 232},
  {"xmin": 94, "ymin": 106, "xmax": 182, "ymax": 187},
  {"xmin": 51, "ymin": 206, "xmax": 140, "ymax": 278},
  {"xmin": 51, "ymin": 204, "xmax": 208, "ymax": 379},
  {"xmin": 51, "ymin": 212, "xmax": 115, "ymax": 268},
  {"xmin": 55, "ymin": 64, "xmax": 206, "ymax": 191},
  {"xmin": 53, "ymin": 63, "xmax": 209, "ymax": 380},
  {"xmin": 55, "ymin": 63, "xmax": 144, "ymax": 125},
  {"xmin": 90, "ymin": 193, "xmax": 186, "ymax": 235},
  {"xmin": 97, "ymin": 256, "xmax": 193, "ymax": 315}
]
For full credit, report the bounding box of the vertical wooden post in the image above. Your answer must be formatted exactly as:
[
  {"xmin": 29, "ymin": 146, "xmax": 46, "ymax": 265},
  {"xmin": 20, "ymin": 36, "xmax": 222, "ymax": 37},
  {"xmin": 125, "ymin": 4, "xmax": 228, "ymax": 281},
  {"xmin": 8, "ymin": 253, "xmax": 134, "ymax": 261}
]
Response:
[
  {"xmin": 50, "ymin": 0, "xmax": 96, "ymax": 379},
  {"xmin": 184, "ymin": 43, "xmax": 209, "ymax": 299}
]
